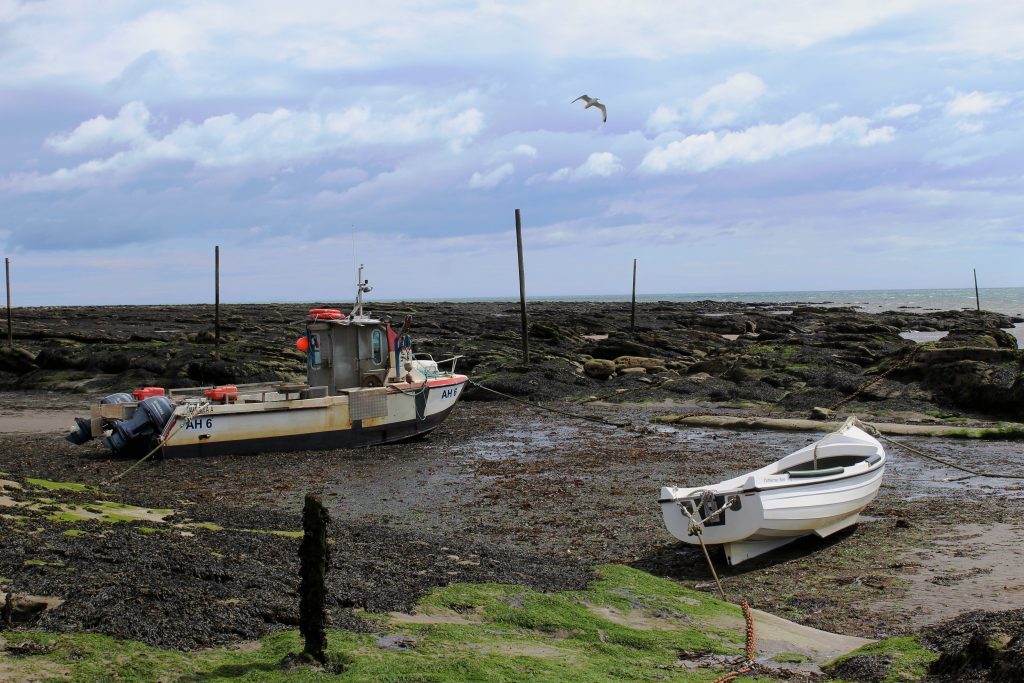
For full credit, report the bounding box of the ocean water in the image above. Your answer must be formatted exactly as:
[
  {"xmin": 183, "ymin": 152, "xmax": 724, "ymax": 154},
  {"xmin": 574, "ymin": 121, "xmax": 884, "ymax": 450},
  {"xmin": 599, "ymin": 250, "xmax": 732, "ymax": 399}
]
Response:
[{"xmin": 402, "ymin": 287, "xmax": 1024, "ymax": 317}]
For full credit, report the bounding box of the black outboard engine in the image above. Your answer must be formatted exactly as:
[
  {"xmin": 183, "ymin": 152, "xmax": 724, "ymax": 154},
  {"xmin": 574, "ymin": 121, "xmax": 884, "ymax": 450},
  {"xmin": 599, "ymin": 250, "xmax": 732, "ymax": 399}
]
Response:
[
  {"xmin": 66, "ymin": 392, "xmax": 134, "ymax": 445},
  {"xmin": 102, "ymin": 396, "xmax": 175, "ymax": 455}
]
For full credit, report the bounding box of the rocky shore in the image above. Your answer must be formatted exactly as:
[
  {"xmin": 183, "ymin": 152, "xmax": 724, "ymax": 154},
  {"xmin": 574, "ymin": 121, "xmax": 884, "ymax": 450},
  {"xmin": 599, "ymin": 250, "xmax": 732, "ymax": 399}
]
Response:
[
  {"xmin": 1, "ymin": 300, "xmax": 1021, "ymax": 422},
  {"xmin": 2, "ymin": 299, "xmax": 1023, "ymax": 681}
]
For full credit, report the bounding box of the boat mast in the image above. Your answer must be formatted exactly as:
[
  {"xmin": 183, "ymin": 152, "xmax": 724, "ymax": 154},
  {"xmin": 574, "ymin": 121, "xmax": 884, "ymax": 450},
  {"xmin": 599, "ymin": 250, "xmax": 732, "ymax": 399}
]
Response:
[{"xmin": 351, "ymin": 264, "xmax": 373, "ymax": 320}]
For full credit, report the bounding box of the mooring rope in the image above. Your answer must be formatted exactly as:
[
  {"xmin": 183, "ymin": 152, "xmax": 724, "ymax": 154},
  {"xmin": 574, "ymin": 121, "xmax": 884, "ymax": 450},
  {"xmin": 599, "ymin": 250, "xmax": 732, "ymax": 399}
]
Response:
[
  {"xmin": 678, "ymin": 501, "xmax": 727, "ymax": 600},
  {"xmin": 867, "ymin": 428, "xmax": 1024, "ymax": 480},
  {"xmin": 104, "ymin": 400, "xmax": 211, "ymax": 487},
  {"xmin": 826, "ymin": 344, "xmax": 921, "ymax": 413},
  {"xmin": 710, "ymin": 599, "xmax": 758, "ymax": 683},
  {"xmin": 465, "ymin": 377, "xmax": 632, "ymax": 429}
]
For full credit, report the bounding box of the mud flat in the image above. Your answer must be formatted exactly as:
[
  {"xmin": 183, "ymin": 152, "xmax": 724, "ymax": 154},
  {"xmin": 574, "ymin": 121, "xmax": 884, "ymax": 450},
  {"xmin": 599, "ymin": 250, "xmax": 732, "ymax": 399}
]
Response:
[{"xmin": 2, "ymin": 396, "xmax": 1024, "ymax": 680}]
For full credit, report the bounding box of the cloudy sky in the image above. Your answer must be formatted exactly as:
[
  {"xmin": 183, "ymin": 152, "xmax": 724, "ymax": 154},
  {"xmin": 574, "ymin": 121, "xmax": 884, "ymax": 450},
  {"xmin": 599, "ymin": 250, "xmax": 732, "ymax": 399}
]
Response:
[{"xmin": 1, "ymin": 1, "xmax": 1022, "ymax": 305}]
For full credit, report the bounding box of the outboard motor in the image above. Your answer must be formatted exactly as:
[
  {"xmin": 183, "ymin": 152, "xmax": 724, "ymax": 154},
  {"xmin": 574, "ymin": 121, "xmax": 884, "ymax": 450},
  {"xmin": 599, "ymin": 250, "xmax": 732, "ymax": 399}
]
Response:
[
  {"xmin": 66, "ymin": 392, "xmax": 134, "ymax": 445},
  {"xmin": 102, "ymin": 396, "xmax": 175, "ymax": 455}
]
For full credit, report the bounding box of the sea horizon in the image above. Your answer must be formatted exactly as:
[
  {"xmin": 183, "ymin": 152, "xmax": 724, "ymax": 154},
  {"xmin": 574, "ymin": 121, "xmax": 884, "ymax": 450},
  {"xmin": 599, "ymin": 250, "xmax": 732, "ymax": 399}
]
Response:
[
  {"xmin": 379, "ymin": 286, "xmax": 1024, "ymax": 317},
  {"xmin": 11, "ymin": 286, "xmax": 1023, "ymax": 317}
]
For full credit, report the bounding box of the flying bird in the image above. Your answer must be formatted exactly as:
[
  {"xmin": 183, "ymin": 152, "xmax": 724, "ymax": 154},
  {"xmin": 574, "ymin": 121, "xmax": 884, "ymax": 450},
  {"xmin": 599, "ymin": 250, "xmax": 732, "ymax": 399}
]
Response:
[{"xmin": 572, "ymin": 94, "xmax": 606, "ymax": 123}]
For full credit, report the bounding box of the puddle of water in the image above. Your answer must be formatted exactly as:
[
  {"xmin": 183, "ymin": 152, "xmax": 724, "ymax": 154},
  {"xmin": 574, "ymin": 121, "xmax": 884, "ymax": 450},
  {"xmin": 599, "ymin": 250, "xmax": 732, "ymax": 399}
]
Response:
[
  {"xmin": 900, "ymin": 331, "xmax": 949, "ymax": 344},
  {"xmin": 453, "ymin": 420, "xmax": 583, "ymax": 462},
  {"xmin": 901, "ymin": 324, "xmax": 1022, "ymax": 348}
]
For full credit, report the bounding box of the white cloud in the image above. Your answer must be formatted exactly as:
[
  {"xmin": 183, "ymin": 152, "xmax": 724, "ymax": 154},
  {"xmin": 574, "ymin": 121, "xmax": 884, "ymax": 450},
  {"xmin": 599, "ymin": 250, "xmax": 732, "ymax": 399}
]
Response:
[
  {"xmin": 640, "ymin": 114, "xmax": 895, "ymax": 173},
  {"xmin": 0, "ymin": 2, "xmax": 943, "ymax": 90},
  {"xmin": 45, "ymin": 101, "xmax": 152, "ymax": 154},
  {"xmin": 878, "ymin": 103, "xmax": 921, "ymax": 119},
  {"xmin": 4, "ymin": 99, "xmax": 486, "ymax": 192},
  {"xmin": 468, "ymin": 162, "xmax": 514, "ymax": 189},
  {"xmin": 945, "ymin": 90, "xmax": 1010, "ymax": 117},
  {"xmin": 318, "ymin": 167, "xmax": 369, "ymax": 186},
  {"xmin": 511, "ymin": 144, "xmax": 538, "ymax": 158},
  {"xmin": 548, "ymin": 152, "xmax": 624, "ymax": 181},
  {"xmin": 858, "ymin": 126, "xmax": 896, "ymax": 145},
  {"xmin": 955, "ymin": 120, "xmax": 985, "ymax": 134},
  {"xmin": 691, "ymin": 73, "xmax": 766, "ymax": 127},
  {"xmin": 646, "ymin": 105, "xmax": 682, "ymax": 134},
  {"xmin": 647, "ymin": 72, "xmax": 766, "ymax": 133}
]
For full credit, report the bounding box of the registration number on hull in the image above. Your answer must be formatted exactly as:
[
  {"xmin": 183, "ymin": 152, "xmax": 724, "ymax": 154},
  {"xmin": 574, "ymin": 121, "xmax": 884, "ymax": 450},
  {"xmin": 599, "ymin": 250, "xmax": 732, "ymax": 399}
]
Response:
[
  {"xmin": 440, "ymin": 386, "xmax": 461, "ymax": 400},
  {"xmin": 184, "ymin": 418, "xmax": 213, "ymax": 430}
]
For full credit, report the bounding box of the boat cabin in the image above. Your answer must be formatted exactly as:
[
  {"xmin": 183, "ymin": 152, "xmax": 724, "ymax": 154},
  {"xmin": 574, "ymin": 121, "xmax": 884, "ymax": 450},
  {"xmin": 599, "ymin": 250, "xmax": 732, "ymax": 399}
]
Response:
[
  {"xmin": 305, "ymin": 316, "xmax": 409, "ymax": 393},
  {"xmin": 302, "ymin": 267, "xmax": 420, "ymax": 395}
]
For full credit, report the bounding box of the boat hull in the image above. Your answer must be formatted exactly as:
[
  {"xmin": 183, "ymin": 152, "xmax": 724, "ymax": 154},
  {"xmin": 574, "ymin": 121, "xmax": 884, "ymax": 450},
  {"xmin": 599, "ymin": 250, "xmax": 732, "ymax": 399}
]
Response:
[{"xmin": 160, "ymin": 376, "xmax": 467, "ymax": 458}]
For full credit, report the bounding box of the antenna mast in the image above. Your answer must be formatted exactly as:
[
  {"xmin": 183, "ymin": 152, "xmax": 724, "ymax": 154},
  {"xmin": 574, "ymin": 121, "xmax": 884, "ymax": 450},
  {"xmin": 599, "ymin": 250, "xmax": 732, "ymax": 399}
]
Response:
[{"xmin": 351, "ymin": 264, "xmax": 373, "ymax": 319}]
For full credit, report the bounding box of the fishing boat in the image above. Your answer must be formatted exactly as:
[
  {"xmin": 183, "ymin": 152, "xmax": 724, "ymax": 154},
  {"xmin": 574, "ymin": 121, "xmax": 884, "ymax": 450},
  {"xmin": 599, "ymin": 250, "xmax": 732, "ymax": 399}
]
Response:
[
  {"xmin": 658, "ymin": 417, "xmax": 886, "ymax": 565},
  {"xmin": 66, "ymin": 268, "xmax": 468, "ymax": 458}
]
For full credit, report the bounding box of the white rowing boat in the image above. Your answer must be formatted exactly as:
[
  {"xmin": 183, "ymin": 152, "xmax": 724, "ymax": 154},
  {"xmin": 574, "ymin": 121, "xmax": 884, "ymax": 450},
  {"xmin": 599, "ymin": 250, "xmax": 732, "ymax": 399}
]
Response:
[{"xmin": 659, "ymin": 417, "xmax": 886, "ymax": 565}]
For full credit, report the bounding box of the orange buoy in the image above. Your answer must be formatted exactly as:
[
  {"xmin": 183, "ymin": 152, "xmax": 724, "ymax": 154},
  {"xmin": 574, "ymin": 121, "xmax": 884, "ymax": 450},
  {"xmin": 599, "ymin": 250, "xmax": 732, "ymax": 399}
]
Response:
[{"xmin": 296, "ymin": 336, "xmax": 309, "ymax": 351}]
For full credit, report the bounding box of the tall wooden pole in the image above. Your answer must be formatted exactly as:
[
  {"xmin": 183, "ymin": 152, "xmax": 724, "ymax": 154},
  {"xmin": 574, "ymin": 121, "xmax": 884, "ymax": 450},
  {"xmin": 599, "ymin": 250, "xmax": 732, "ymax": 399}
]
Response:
[
  {"xmin": 630, "ymin": 258, "xmax": 637, "ymax": 332},
  {"xmin": 515, "ymin": 209, "xmax": 529, "ymax": 365},
  {"xmin": 214, "ymin": 246, "xmax": 220, "ymax": 359},
  {"xmin": 973, "ymin": 268, "xmax": 980, "ymax": 312},
  {"xmin": 5, "ymin": 258, "xmax": 11, "ymax": 348}
]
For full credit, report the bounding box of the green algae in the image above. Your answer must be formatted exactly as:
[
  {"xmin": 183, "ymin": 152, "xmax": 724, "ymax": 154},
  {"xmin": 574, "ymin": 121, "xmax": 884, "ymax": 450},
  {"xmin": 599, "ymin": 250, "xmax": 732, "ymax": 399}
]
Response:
[
  {"xmin": 946, "ymin": 423, "xmax": 1024, "ymax": 440},
  {"xmin": 827, "ymin": 635, "xmax": 936, "ymax": 682},
  {"xmin": 23, "ymin": 559, "xmax": 64, "ymax": 567},
  {"xmin": 0, "ymin": 565, "xmax": 774, "ymax": 682},
  {"xmin": 24, "ymin": 478, "xmax": 94, "ymax": 492}
]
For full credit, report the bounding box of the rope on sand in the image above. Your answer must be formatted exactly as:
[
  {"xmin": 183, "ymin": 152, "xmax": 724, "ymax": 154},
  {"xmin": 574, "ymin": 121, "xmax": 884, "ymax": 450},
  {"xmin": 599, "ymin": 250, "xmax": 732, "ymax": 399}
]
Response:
[
  {"xmin": 465, "ymin": 377, "xmax": 632, "ymax": 429},
  {"xmin": 711, "ymin": 599, "xmax": 758, "ymax": 683},
  {"xmin": 863, "ymin": 426, "xmax": 1024, "ymax": 481}
]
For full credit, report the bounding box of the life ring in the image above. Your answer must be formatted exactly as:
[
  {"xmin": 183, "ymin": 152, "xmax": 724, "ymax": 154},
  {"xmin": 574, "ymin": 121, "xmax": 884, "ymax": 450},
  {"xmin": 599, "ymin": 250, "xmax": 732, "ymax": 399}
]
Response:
[
  {"xmin": 308, "ymin": 308, "xmax": 343, "ymax": 320},
  {"xmin": 361, "ymin": 374, "xmax": 383, "ymax": 388}
]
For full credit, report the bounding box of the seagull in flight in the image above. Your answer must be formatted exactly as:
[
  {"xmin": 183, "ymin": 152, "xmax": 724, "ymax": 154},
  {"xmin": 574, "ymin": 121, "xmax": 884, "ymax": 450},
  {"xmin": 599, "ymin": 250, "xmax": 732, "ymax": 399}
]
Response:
[{"xmin": 572, "ymin": 94, "xmax": 606, "ymax": 123}]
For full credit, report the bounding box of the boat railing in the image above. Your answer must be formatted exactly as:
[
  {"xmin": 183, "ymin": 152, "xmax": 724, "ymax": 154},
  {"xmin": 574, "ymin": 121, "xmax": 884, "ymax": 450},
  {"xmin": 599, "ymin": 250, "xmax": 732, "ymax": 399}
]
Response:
[{"xmin": 413, "ymin": 353, "xmax": 464, "ymax": 374}]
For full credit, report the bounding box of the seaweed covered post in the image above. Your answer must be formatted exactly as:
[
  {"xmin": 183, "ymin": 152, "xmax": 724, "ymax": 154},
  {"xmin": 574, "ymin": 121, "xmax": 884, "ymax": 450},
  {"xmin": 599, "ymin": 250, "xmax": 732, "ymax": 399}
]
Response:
[{"xmin": 299, "ymin": 493, "xmax": 330, "ymax": 663}]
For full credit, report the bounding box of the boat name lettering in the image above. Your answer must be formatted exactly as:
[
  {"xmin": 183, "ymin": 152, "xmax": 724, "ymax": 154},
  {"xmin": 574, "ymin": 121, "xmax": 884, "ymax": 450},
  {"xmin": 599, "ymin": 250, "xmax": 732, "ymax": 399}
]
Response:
[
  {"xmin": 184, "ymin": 418, "xmax": 214, "ymax": 430},
  {"xmin": 440, "ymin": 386, "xmax": 460, "ymax": 399}
]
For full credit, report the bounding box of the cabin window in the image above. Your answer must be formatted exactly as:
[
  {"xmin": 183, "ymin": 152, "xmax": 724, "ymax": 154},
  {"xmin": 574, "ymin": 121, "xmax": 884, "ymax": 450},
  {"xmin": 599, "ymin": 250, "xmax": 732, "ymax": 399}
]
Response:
[
  {"xmin": 371, "ymin": 328, "xmax": 384, "ymax": 365},
  {"xmin": 308, "ymin": 334, "xmax": 322, "ymax": 369}
]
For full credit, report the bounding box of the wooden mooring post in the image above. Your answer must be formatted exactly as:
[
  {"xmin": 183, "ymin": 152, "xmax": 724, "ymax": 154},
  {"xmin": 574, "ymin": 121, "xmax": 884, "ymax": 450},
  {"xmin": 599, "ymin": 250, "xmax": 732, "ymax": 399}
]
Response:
[
  {"xmin": 515, "ymin": 209, "xmax": 530, "ymax": 365},
  {"xmin": 214, "ymin": 246, "xmax": 221, "ymax": 359},
  {"xmin": 298, "ymin": 493, "xmax": 330, "ymax": 663},
  {"xmin": 4, "ymin": 258, "xmax": 11, "ymax": 348},
  {"xmin": 630, "ymin": 258, "xmax": 637, "ymax": 332},
  {"xmin": 973, "ymin": 268, "xmax": 980, "ymax": 312}
]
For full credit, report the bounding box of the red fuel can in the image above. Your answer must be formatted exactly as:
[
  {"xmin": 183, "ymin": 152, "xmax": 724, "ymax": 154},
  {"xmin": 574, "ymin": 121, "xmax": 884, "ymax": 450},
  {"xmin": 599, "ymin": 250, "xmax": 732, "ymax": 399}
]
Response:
[
  {"xmin": 204, "ymin": 385, "xmax": 238, "ymax": 402},
  {"xmin": 131, "ymin": 387, "xmax": 165, "ymax": 401}
]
